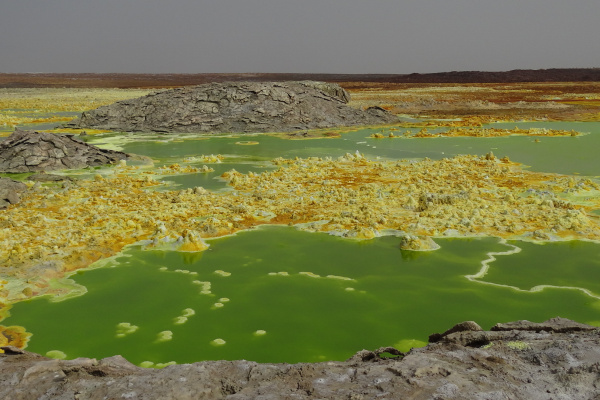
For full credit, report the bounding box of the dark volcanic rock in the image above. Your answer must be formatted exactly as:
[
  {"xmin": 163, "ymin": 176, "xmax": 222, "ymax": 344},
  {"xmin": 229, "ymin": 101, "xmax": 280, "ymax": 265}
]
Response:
[
  {"xmin": 428, "ymin": 320, "xmax": 483, "ymax": 343},
  {"xmin": 1, "ymin": 318, "xmax": 600, "ymax": 399},
  {"xmin": 64, "ymin": 81, "xmax": 398, "ymax": 134},
  {"xmin": 0, "ymin": 177, "xmax": 27, "ymax": 208},
  {"xmin": 0, "ymin": 129, "xmax": 127, "ymax": 173}
]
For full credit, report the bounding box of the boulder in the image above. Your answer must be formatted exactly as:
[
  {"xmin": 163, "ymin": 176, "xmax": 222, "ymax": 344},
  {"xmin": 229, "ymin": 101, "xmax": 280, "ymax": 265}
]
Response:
[
  {"xmin": 0, "ymin": 177, "xmax": 27, "ymax": 208},
  {"xmin": 0, "ymin": 129, "xmax": 127, "ymax": 173},
  {"xmin": 64, "ymin": 81, "xmax": 398, "ymax": 134}
]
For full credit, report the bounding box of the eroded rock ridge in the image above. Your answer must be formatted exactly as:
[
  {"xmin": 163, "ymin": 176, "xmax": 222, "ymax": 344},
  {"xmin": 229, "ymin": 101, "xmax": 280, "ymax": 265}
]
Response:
[
  {"xmin": 64, "ymin": 81, "xmax": 398, "ymax": 133},
  {"xmin": 0, "ymin": 129, "xmax": 127, "ymax": 173}
]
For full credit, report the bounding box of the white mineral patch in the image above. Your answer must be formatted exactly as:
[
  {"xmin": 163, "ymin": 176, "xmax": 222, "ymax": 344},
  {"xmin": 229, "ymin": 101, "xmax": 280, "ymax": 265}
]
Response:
[
  {"xmin": 173, "ymin": 317, "xmax": 187, "ymax": 325},
  {"xmin": 211, "ymin": 338, "xmax": 226, "ymax": 346},
  {"xmin": 156, "ymin": 331, "xmax": 173, "ymax": 342},
  {"xmin": 115, "ymin": 322, "xmax": 139, "ymax": 338},
  {"xmin": 345, "ymin": 287, "xmax": 355, "ymax": 292},
  {"xmin": 326, "ymin": 275, "xmax": 355, "ymax": 281},
  {"xmin": 268, "ymin": 272, "xmax": 289, "ymax": 276},
  {"xmin": 212, "ymin": 302, "xmax": 224, "ymax": 308},
  {"xmin": 182, "ymin": 308, "xmax": 195, "ymax": 316},
  {"xmin": 192, "ymin": 281, "xmax": 212, "ymax": 295},
  {"xmin": 218, "ymin": 298, "xmax": 230, "ymax": 303},
  {"xmin": 299, "ymin": 272, "xmax": 320, "ymax": 278},
  {"xmin": 214, "ymin": 270, "xmax": 231, "ymax": 277},
  {"xmin": 254, "ymin": 330, "xmax": 267, "ymax": 336}
]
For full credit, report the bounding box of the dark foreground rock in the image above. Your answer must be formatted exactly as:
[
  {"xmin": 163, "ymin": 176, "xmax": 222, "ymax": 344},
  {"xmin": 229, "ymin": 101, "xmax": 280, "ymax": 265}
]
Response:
[
  {"xmin": 0, "ymin": 129, "xmax": 127, "ymax": 173},
  {"xmin": 0, "ymin": 177, "xmax": 27, "ymax": 209},
  {"xmin": 2, "ymin": 318, "xmax": 599, "ymax": 399},
  {"xmin": 64, "ymin": 81, "xmax": 398, "ymax": 134}
]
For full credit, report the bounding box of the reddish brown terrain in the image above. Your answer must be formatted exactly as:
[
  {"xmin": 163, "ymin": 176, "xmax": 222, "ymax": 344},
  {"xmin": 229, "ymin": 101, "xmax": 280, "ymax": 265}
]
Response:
[{"xmin": 1, "ymin": 68, "xmax": 599, "ymax": 89}]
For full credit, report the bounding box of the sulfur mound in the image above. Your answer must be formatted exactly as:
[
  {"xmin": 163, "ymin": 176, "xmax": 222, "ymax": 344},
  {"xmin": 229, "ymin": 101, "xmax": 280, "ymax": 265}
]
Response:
[
  {"xmin": 0, "ymin": 129, "xmax": 127, "ymax": 173},
  {"xmin": 64, "ymin": 81, "xmax": 398, "ymax": 134}
]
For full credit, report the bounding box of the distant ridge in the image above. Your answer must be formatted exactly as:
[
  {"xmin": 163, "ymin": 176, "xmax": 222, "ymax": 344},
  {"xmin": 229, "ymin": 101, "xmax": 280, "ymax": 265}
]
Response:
[{"xmin": 1, "ymin": 68, "xmax": 599, "ymax": 88}]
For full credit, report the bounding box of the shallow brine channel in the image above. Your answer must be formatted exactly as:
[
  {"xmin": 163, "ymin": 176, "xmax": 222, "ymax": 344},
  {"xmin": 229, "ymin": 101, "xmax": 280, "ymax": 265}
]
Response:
[{"xmin": 3, "ymin": 121, "xmax": 600, "ymax": 366}]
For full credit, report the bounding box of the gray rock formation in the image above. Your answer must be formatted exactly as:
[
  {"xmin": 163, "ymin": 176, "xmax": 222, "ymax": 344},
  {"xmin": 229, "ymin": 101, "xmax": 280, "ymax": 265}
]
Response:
[
  {"xmin": 0, "ymin": 177, "xmax": 27, "ymax": 209},
  {"xmin": 0, "ymin": 129, "xmax": 127, "ymax": 173},
  {"xmin": 1, "ymin": 318, "xmax": 599, "ymax": 399},
  {"xmin": 64, "ymin": 81, "xmax": 398, "ymax": 134}
]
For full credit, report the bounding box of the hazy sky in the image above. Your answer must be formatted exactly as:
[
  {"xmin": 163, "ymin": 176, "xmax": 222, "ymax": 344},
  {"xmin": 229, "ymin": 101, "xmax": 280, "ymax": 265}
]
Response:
[{"xmin": 1, "ymin": 0, "xmax": 598, "ymax": 74}]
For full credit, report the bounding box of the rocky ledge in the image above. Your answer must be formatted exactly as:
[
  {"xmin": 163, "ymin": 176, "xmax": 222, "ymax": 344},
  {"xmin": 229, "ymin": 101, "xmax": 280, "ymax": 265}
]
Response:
[
  {"xmin": 1, "ymin": 318, "xmax": 599, "ymax": 399},
  {"xmin": 0, "ymin": 129, "xmax": 128, "ymax": 173},
  {"xmin": 64, "ymin": 81, "xmax": 398, "ymax": 134}
]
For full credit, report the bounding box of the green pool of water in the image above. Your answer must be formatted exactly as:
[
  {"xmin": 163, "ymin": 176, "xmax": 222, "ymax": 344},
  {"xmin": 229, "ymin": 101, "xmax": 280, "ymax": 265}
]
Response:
[
  {"xmin": 5, "ymin": 227, "xmax": 600, "ymax": 365},
  {"xmin": 4, "ymin": 120, "xmax": 600, "ymax": 365},
  {"xmin": 158, "ymin": 162, "xmax": 277, "ymax": 191},
  {"xmin": 106, "ymin": 121, "xmax": 600, "ymax": 177}
]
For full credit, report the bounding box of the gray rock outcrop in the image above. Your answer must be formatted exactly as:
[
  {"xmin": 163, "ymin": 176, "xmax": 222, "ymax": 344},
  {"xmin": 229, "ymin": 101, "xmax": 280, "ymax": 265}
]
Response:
[
  {"xmin": 1, "ymin": 318, "xmax": 599, "ymax": 399},
  {"xmin": 64, "ymin": 81, "xmax": 398, "ymax": 134},
  {"xmin": 0, "ymin": 177, "xmax": 27, "ymax": 208},
  {"xmin": 0, "ymin": 129, "xmax": 127, "ymax": 173}
]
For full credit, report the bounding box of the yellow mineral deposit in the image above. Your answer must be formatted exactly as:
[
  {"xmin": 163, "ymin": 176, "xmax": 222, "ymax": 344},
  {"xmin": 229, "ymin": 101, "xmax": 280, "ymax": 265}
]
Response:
[
  {"xmin": 370, "ymin": 127, "xmax": 582, "ymax": 139},
  {"xmin": 182, "ymin": 154, "xmax": 224, "ymax": 163},
  {"xmin": 0, "ymin": 325, "xmax": 32, "ymax": 349},
  {"xmin": 1, "ymin": 154, "xmax": 600, "ymax": 306},
  {"xmin": 411, "ymin": 126, "xmax": 582, "ymax": 138},
  {"xmin": 157, "ymin": 164, "xmax": 214, "ymax": 175}
]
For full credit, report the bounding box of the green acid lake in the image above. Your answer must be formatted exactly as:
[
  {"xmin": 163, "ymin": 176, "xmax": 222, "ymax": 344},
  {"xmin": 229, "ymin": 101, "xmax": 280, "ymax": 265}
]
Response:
[
  {"xmin": 104, "ymin": 121, "xmax": 600, "ymax": 176},
  {"xmin": 3, "ymin": 121, "xmax": 600, "ymax": 366},
  {"xmin": 6, "ymin": 226, "xmax": 600, "ymax": 366}
]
